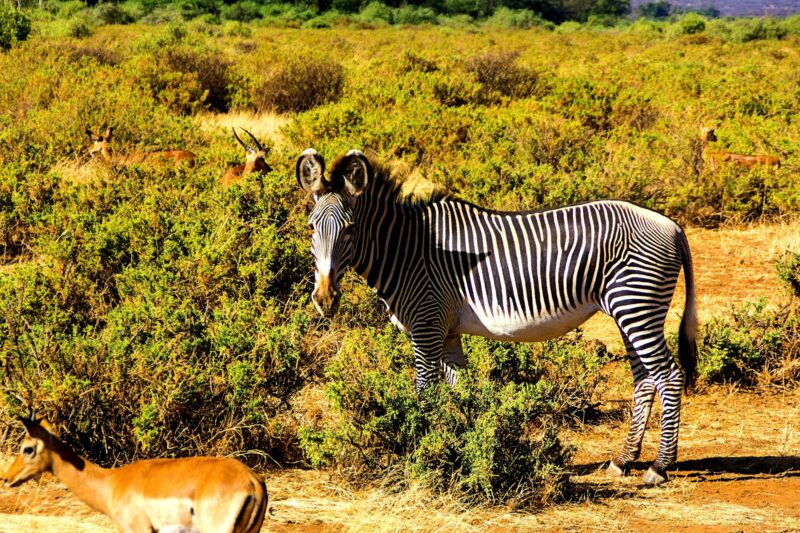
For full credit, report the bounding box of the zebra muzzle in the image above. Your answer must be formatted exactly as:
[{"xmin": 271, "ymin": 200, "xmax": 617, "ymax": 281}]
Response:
[{"xmin": 312, "ymin": 276, "xmax": 340, "ymax": 318}]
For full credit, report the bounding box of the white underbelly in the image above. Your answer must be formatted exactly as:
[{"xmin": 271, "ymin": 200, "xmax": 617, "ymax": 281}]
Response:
[{"xmin": 455, "ymin": 301, "xmax": 600, "ymax": 342}]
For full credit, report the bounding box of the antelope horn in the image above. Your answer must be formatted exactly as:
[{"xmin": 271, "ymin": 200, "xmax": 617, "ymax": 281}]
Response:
[
  {"xmin": 232, "ymin": 127, "xmax": 254, "ymax": 153},
  {"xmin": 240, "ymin": 128, "xmax": 264, "ymax": 152}
]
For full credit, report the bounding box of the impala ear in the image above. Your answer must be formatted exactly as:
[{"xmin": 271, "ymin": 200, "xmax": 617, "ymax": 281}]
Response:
[
  {"xmin": 104, "ymin": 127, "xmax": 113, "ymax": 140},
  {"xmin": 339, "ymin": 150, "xmax": 371, "ymax": 197},
  {"xmin": 86, "ymin": 128, "xmax": 94, "ymax": 139},
  {"xmin": 296, "ymin": 148, "xmax": 327, "ymax": 195}
]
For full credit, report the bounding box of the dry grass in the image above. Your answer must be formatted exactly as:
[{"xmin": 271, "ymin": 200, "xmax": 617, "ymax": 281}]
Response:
[
  {"xmin": 196, "ymin": 111, "xmax": 291, "ymax": 150},
  {"xmin": 51, "ymin": 159, "xmax": 109, "ymax": 186}
]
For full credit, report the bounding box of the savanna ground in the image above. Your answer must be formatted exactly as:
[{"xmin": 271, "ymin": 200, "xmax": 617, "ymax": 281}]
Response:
[
  {"xmin": 2, "ymin": 221, "xmax": 798, "ymax": 531},
  {"xmin": 2, "ymin": 19, "xmax": 800, "ymax": 533}
]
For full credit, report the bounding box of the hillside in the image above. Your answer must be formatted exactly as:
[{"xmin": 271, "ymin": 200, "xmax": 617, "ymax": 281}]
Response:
[{"xmin": 632, "ymin": 0, "xmax": 800, "ymax": 16}]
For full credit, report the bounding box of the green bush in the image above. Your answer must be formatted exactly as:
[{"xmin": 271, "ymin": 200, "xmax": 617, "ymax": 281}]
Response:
[
  {"xmin": 0, "ymin": 166, "xmax": 318, "ymax": 466},
  {"xmin": 393, "ymin": 5, "xmax": 437, "ymax": 25},
  {"xmin": 221, "ymin": 1, "xmax": 263, "ymax": 22},
  {"xmin": 96, "ymin": 3, "xmax": 136, "ymax": 25},
  {"xmin": 485, "ymin": 7, "xmax": 555, "ymax": 30},
  {"xmin": 706, "ymin": 17, "xmax": 789, "ymax": 43},
  {"xmin": 301, "ymin": 10, "xmax": 348, "ymax": 28},
  {"xmin": 399, "ymin": 50, "xmax": 438, "ymax": 73},
  {"xmin": 777, "ymin": 251, "xmax": 800, "ymax": 297},
  {"xmin": 0, "ymin": 3, "xmax": 31, "ymax": 50},
  {"xmin": 466, "ymin": 50, "xmax": 541, "ymax": 102},
  {"xmin": 136, "ymin": 46, "xmax": 237, "ymax": 113},
  {"xmin": 57, "ymin": 0, "xmax": 87, "ymax": 18},
  {"xmin": 68, "ymin": 16, "xmax": 94, "ymax": 38},
  {"xmin": 699, "ymin": 300, "xmax": 800, "ymax": 386},
  {"xmin": 359, "ymin": 1, "xmax": 392, "ymax": 24},
  {"xmin": 678, "ymin": 13, "xmax": 705, "ymax": 35},
  {"xmin": 299, "ymin": 327, "xmax": 606, "ymax": 506},
  {"xmin": 254, "ymin": 55, "xmax": 345, "ymax": 113}
]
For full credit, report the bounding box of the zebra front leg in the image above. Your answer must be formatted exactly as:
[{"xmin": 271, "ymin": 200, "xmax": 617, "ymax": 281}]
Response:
[
  {"xmin": 643, "ymin": 362, "xmax": 684, "ymax": 486},
  {"xmin": 412, "ymin": 328, "xmax": 446, "ymax": 393},
  {"xmin": 607, "ymin": 373, "xmax": 656, "ymax": 477},
  {"xmin": 441, "ymin": 334, "xmax": 466, "ymax": 387}
]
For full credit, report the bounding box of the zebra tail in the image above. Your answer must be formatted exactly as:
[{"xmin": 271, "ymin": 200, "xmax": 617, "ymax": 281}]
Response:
[{"xmin": 677, "ymin": 228, "xmax": 698, "ymax": 391}]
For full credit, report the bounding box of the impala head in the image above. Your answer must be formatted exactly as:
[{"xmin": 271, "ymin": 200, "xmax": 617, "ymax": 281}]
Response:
[
  {"xmin": 3, "ymin": 415, "xmax": 56, "ymax": 488},
  {"xmin": 700, "ymin": 126, "xmax": 717, "ymax": 143},
  {"xmin": 297, "ymin": 148, "xmax": 371, "ymax": 318},
  {"xmin": 233, "ymin": 127, "xmax": 271, "ymax": 175},
  {"xmin": 87, "ymin": 127, "xmax": 113, "ymax": 159}
]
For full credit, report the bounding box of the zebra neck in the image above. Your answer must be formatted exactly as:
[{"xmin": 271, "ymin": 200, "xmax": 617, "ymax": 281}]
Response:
[{"xmin": 351, "ymin": 195, "xmax": 426, "ymax": 307}]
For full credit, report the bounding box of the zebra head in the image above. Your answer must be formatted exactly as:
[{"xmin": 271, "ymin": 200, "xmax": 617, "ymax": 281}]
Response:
[{"xmin": 297, "ymin": 148, "xmax": 371, "ymax": 318}]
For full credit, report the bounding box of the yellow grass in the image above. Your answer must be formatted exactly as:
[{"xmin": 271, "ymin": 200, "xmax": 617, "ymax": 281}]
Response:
[{"xmin": 196, "ymin": 111, "xmax": 291, "ymax": 150}]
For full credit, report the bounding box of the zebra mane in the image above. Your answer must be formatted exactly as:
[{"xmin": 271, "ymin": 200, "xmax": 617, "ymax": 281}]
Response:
[{"xmin": 351, "ymin": 155, "xmax": 450, "ymax": 206}]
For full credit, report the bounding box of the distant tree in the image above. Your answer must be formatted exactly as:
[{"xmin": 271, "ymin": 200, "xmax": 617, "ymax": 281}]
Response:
[
  {"xmin": 499, "ymin": 0, "xmax": 564, "ymax": 22},
  {"xmin": 560, "ymin": 0, "xmax": 629, "ymax": 21},
  {"xmin": 637, "ymin": 0, "xmax": 670, "ymax": 19},
  {"xmin": 691, "ymin": 6, "xmax": 720, "ymax": 18},
  {"xmin": 0, "ymin": 2, "xmax": 30, "ymax": 50},
  {"xmin": 590, "ymin": 0, "xmax": 629, "ymax": 17}
]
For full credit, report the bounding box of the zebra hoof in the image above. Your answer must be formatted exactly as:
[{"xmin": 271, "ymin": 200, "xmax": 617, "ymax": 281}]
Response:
[
  {"xmin": 643, "ymin": 466, "xmax": 668, "ymax": 486},
  {"xmin": 606, "ymin": 459, "xmax": 629, "ymax": 477}
]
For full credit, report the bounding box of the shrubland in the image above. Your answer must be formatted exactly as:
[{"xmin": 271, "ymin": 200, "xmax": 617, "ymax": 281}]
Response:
[{"xmin": 1, "ymin": 22, "xmax": 800, "ymax": 506}]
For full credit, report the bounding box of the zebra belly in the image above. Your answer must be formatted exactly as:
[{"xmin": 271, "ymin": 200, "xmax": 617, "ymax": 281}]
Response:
[{"xmin": 454, "ymin": 301, "xmax": 600, "ymax": 342}]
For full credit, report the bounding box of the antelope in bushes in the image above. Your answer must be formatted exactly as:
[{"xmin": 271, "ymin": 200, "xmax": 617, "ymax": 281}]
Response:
[
  {"xmin": 700, "ymin": 126, "xmax": 780, "ymax": 170},
  {"xmin": 3, "ymin": 413, "xmax": 267, "ymax": 533},
  {"xmin": 222, "ymin": 127, "xmax": 272, "ymax": 187},
  {"xmin": 87, "ymin": 127, "xmax": 197, "ymax": 167}
]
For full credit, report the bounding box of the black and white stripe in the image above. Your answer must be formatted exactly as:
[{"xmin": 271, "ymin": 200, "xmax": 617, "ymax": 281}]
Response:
[{"xmin": 297, "ymin": 149, "xmax": 697, "ymax": 486}]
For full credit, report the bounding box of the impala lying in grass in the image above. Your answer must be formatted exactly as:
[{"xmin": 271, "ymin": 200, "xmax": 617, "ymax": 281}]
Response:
[
  {"xmin": 2, "ymin": 415, "xmax": 267, "ymax": 533},
  {"xmin": 222, "ymin": 127, "xmax": 271, "ymax": 187},
  {"xmin": 700, "ymin": 126, "xmax": 780, "ymax": 170},
  {"xmin": 87, "ymin": 127, "xmax": 197, "ymax": 167}
]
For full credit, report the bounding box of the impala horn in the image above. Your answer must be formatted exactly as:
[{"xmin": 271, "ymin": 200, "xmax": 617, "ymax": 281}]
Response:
[{"xmin": 232, "ymin": 127, "xmax": 254, "ymax": 154}]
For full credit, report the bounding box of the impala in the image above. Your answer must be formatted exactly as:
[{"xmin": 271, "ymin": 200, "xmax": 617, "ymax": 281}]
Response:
[
  {"xmin": 700, "ymin": 126, "xmax": 780, "ymax": 170},
  {"xmin": 87, "ymin": 127, "xmax": 197, "ymax": 166},
  {"xmin": 222, "ymin": 127, "xmax": 272, "ymax": 187},
  {"xmin": 3, "ymin": 414, "xmax": 267, "ymax": 533}
]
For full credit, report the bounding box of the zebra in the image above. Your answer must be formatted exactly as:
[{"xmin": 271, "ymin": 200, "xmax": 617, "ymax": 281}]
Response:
[{"xmin": 296, "ymin": 148, "xmax": 697, "ymax": 486}]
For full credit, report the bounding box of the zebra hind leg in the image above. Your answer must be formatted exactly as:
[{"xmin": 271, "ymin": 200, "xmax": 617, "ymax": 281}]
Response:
[
  {"xmin": 643, "ymin": 361, "xmax": 684, "ymax": 486},
  {"xmin": 607, "ymin": 367, "xmax": 656, "ymax": 477},
  {"xmin": 605, "ymin": 288, "xmax": 682, "ymax": 485}
]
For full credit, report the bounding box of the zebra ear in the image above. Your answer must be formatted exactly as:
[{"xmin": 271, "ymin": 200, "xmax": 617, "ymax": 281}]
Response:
[
  {"xmin": 296, "ymin": 148, "xmax": 327, "ymax": 195},
  {"xmin": 340, "ymin": 150, "xmax": 370, "ymax": 197}
]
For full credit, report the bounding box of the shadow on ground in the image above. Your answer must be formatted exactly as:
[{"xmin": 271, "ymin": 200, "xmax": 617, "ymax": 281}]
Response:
[{"xmin": 571, "ymin": 455, "xmax": 800, "ymax": 480}]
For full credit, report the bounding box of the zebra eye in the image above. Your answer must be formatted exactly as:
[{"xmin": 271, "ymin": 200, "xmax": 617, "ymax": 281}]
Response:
[{"xmin": 343, "ymin": 224, "xmax": 354, "ymax": 236}]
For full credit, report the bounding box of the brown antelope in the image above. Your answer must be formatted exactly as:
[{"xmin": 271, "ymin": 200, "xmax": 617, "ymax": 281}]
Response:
[
  {"xmin": 3, "ymin": 414, "xmax": 267, "ymax": 533},
  {"xmin": 222, "ymin": 128, "xmax": 272, "ymax": 187},
  {"xmin": 700, "ymin": 127, "xmax": 781, "ymax": 170},
  {"xmin": 87, "ymin": 127, "xmax": 197, "ymax": 167}
]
